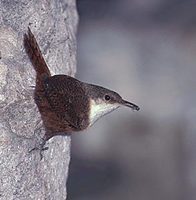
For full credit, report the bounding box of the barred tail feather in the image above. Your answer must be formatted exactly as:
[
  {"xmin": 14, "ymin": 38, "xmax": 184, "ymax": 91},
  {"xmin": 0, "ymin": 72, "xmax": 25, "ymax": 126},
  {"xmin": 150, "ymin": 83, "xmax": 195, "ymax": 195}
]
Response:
[{"xmin": 24, "ymin": 28, "xmax": 51, "ymax": 78}]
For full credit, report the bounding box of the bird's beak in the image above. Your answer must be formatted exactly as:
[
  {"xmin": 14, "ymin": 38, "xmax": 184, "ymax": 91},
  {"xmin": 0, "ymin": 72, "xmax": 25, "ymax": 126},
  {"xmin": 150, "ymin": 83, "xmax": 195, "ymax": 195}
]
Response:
[{"xmin": 122, "ymin": 100, "xmax": 140, "ymax": 111}]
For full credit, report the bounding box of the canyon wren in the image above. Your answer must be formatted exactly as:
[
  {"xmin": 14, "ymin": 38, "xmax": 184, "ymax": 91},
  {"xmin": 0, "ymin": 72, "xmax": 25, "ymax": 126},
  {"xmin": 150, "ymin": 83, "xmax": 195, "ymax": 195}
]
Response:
[{"xmin": 24, "ymin": 28, "xmax": 140, "ymax": 141}]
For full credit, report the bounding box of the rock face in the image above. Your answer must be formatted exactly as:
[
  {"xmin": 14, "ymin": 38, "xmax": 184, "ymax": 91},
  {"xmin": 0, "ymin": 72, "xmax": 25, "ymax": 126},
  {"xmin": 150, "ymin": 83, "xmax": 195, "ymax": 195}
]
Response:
[{"xmin": 0, "ymin": 0, "xmax": 78, "ymax": 199}]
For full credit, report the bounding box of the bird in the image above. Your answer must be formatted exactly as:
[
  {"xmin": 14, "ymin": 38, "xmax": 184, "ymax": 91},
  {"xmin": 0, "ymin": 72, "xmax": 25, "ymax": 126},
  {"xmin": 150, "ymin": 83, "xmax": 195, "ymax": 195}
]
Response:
[{"xmin": 24, "ymin": 28, "xmax": 140, "ymax": 141}]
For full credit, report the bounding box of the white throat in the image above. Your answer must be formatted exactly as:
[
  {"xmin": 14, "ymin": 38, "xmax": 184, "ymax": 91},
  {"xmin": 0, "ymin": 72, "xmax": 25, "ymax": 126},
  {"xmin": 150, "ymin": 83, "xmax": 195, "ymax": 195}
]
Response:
[{"xmin": 89, "ymin": 99, "xmax": 120, "ymax": 126}]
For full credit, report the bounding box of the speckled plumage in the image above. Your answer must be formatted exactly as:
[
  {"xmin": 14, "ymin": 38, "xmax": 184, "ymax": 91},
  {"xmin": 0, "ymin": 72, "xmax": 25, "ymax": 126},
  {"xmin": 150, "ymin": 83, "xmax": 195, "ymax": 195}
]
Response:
[{"xmin": 24, "ymin": 28, "xmax": 91, "ymax": 140}]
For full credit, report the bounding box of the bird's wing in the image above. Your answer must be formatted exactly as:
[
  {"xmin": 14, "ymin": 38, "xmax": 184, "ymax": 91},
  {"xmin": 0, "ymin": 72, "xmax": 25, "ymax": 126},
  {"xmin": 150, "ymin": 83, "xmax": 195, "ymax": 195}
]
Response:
[{"xmin": 44, "ymin": 75, "xmax": 89, "ymax": 130}]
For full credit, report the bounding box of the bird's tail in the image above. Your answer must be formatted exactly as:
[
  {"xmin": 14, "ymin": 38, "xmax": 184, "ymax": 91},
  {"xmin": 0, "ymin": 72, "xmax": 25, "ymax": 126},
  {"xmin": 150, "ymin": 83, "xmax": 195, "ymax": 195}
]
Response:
[{"xmin": 24, "ymin": 28, "xmax": 51, "ymax": 78}]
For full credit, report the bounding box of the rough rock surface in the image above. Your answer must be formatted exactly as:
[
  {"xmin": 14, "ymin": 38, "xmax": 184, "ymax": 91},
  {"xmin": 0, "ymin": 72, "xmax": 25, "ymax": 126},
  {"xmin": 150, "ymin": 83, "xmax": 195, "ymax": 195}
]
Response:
[{"xmin": 0, "ymin": 0, "xmax": 78, "ymax": 199}]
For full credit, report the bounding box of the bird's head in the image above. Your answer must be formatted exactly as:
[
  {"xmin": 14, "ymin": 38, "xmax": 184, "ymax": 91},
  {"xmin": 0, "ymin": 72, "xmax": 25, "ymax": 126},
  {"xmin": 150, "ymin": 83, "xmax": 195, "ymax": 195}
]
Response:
[{"xmin": 84, "ymin": 84, "xmax": 140, "ymax": 126}]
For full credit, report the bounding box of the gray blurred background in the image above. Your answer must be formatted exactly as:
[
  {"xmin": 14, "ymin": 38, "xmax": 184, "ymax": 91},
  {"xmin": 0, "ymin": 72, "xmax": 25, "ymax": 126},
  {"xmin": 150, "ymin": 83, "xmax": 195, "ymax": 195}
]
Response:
[{"xmin": 67, "ymin": 0, "xmax": 196, "ymax": 199}]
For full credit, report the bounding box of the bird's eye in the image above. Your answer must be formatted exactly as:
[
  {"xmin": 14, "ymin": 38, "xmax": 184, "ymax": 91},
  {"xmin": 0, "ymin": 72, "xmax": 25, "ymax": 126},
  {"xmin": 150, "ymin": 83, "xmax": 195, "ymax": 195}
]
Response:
[{"xmin": 104, "ymin": 95, "xmax": 111, "ymax": 101}]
